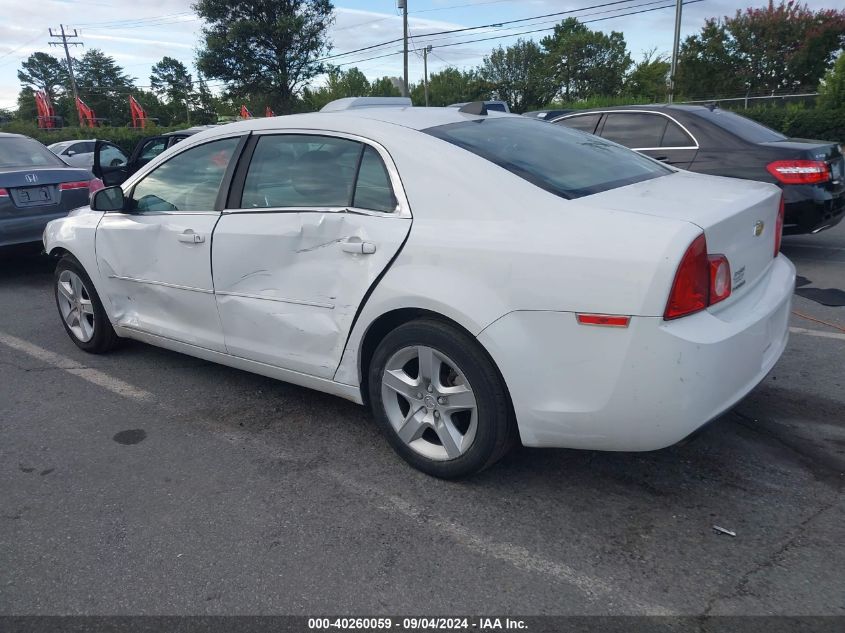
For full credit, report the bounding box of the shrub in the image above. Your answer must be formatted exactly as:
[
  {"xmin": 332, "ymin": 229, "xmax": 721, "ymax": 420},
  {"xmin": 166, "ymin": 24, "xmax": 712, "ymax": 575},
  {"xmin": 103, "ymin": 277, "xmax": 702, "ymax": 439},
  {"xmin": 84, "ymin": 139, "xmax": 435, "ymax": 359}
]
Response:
[
  {"xmin": 735, "ymin": 106, "xmax": 845, "ymax": 142},
  {"xmin": 0, "ymin": 121, "xmax": 185, "ymax": 153}
]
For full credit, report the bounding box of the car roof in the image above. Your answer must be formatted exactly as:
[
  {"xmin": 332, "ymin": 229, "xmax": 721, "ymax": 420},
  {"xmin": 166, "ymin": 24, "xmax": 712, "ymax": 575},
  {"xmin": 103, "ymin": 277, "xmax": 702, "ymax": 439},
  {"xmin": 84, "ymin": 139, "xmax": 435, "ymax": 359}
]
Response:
[
  {"xmin": 0, "ymin": 132, "xmax": 26, "ymax": 139},
  {"xmin": 189, "ymin": 106, "xmax": 515, "ymax": 141},
  {"xmin": 561, "ymin": 104, "xmax": 715, "ymax": 115}
]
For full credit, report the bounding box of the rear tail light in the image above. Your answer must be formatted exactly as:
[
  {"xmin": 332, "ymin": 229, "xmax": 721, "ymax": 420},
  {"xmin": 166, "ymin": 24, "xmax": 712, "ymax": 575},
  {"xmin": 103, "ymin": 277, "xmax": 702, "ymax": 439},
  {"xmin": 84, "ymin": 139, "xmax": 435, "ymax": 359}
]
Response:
[
  {"xmin": 774, "ymin": 194, "xmax": 784, "ymax": 256},
  {"xmin": 708, "ymin": 255, "xmax": 731, "ymax": 305},
  {"xmin": 88, "ymin": 178, "xmax": 105, "ymax": 194},
  {"xmin": 766, "ymin": 160, "xmax": 830, "ymax": 185},
  {"xmin": 59, "ymin": 181, "xmax": 90, "ymax": 191},
  {"xmin": 0, "ymin": 188, "xmax": 8, "ymax": 197},
  {"xmin": 664, "ymin": 233, "xmax": 732, "ymax": 320}
]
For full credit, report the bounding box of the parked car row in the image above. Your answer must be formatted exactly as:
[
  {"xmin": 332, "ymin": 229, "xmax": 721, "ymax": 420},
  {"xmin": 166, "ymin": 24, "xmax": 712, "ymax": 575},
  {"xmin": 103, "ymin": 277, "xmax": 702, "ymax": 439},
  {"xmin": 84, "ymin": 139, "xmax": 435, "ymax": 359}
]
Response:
[{"xmin": 40, "ymin": 98, "xmax": 795, "ymax": 478}]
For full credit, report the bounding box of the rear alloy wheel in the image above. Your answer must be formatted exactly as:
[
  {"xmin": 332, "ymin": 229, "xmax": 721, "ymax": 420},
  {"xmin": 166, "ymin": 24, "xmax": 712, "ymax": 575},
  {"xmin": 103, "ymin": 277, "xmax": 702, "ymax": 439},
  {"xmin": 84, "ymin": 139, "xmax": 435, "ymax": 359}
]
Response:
[
  {"xmin": 54, "ymin": 256, "xmax": 119, "ymax": 353},
  {"xmin": 369, "ymin": 319, "xmax": 513, "ymax": 478}
]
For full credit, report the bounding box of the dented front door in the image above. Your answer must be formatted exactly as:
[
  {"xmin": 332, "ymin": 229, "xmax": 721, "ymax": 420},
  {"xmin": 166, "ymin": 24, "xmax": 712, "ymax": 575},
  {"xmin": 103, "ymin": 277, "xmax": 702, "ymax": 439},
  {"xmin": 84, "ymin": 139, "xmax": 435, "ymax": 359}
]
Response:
[{"xmin": 211, "ymin": 132, "xmax": 411, "ymax": 378}]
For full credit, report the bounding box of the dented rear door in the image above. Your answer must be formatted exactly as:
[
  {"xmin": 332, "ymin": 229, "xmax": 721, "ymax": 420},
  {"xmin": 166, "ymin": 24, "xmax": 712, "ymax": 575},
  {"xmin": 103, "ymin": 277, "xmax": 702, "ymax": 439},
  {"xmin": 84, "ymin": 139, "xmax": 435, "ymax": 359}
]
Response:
[{"xmin": 212, "ymin": 132, "xmax": 411, "ymax": 379}]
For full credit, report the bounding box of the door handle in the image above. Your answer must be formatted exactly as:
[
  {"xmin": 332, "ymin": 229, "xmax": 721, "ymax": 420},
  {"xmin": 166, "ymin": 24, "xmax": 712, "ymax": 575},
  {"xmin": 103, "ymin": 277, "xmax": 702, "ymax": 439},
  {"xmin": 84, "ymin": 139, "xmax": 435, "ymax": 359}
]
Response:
[
  {"xmin": 340, "ymin": 238, "xmax": 376, "ymax": 254},
  {"xmin": 177, "ymin": 230, "xmax": 205, "ymax": 244}
]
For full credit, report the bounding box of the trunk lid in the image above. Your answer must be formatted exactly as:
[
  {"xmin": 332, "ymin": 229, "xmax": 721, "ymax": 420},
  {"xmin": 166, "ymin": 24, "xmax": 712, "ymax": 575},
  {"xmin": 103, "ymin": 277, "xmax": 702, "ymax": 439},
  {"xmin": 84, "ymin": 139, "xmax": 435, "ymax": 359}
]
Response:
[
  {"xmin": 760, "ymin": 139, "xmax": 845, "ymax": 189},
  {"xmin": 579, "ymin": 171, "xmax": 782, "ymax": 307},
  {"xmin": 0, "ymin": 166, "xmax": 92, "ymax": 211}
]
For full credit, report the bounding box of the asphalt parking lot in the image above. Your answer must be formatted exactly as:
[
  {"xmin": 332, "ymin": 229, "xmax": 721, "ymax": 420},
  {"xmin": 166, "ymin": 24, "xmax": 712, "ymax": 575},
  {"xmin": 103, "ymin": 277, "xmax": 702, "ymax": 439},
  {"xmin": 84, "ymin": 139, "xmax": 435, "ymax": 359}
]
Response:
[{"xmin": 1, "ymin": 225, "xmax": 843, "ymax": 618}]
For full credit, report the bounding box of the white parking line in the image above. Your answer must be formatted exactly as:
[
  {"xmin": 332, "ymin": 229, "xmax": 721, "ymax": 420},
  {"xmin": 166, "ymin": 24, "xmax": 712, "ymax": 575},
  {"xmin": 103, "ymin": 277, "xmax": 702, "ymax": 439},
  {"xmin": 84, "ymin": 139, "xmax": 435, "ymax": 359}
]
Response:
[
  {"xmin": 0, "ymin": 332, "xmax": 154, "ymax": 402},
  {"xmin": 327, "ymin": 472, "xmax": 674, "ymax": 616},
  {"xmin": 789, "ymin": 327, "xmax": 845, "ymax": 341}
]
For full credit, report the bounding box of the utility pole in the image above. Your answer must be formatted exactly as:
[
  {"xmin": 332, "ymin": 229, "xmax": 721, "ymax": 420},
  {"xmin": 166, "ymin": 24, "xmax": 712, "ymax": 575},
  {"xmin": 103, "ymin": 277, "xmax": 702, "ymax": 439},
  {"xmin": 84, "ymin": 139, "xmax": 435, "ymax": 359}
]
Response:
[
  {"xmin": 423, "ymin": 45, "xmax": 432, "ymax": 107},
  {"xmin": 398, "ymin": 0, "xmax": 409, "ymax": 98},
  {"xmin": 185, "ymin": 78, "xmax": 192, "ymax": 126},
  {"xmin": 49, "ymin": 25, "xmax": 83, "ymax": 126},
  {"xmin": 668, "ymin": 0, "xmax": 683, "ymax": 104}
]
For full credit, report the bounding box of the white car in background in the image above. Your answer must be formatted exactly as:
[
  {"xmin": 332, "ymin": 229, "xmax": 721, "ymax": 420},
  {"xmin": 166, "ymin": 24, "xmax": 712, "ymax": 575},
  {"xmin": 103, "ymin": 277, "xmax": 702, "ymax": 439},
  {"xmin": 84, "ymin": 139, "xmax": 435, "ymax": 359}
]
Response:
[
  {"xmin": 48, "ymin": 139, "xmax": 128, "ymax": 173},
  {"xmin": 43, "ymin": 98, "xmax": 794, "ymax": 478}
]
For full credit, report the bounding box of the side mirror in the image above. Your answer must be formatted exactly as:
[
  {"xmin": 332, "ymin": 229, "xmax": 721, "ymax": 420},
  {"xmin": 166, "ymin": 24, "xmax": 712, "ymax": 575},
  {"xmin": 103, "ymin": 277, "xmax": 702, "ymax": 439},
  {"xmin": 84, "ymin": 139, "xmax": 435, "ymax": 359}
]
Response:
[
  {"xmin": 91, "ymin": 186, "xmax": 126, "ymax": 212},
  {"xmin": 65, "ymin": 150, "xmax": 76, "ymax": 157}
]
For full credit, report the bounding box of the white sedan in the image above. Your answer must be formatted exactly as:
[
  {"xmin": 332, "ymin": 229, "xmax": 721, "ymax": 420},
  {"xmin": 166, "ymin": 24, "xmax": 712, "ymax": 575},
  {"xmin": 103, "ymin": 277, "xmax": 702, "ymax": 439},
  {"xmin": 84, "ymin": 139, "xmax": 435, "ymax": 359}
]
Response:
[{"xmin": 43, "ymin": 98, "xmax": 795, "ymax": 478}]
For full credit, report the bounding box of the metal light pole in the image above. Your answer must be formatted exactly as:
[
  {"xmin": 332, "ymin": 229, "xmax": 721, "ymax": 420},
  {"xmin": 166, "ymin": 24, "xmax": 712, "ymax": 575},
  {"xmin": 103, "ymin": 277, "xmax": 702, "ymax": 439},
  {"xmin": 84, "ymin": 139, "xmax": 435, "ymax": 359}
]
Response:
[
  {"xmin": 423, "ymin": 45, "xmax": 432, "ymax": 106},
  {"xmin": 668, "ymin": 0, "xmax": 683, "ymax": 103},
  {"xmin": 399, "ymin": 0, "xmax": 409, "ymax": 98}
]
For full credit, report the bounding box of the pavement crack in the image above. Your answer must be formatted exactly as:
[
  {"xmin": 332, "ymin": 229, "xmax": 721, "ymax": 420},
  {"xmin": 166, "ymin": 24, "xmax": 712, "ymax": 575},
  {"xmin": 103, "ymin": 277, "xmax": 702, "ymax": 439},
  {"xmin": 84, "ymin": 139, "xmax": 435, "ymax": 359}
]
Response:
[{"xmin": 701, "ymin": 495, "xmax": 841, "ymax": 617}]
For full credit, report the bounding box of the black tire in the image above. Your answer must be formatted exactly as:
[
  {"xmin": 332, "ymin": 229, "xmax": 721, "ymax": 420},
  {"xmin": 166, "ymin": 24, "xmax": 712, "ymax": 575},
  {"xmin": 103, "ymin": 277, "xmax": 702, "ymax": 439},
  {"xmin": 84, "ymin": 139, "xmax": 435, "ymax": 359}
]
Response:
[
  {"xmin": 54, "ymin": 255, "xmax": 119, "ymax": 354},
  {"xmin": 368, "ymin": 318, "xmax": 514, "ymax": 479}
]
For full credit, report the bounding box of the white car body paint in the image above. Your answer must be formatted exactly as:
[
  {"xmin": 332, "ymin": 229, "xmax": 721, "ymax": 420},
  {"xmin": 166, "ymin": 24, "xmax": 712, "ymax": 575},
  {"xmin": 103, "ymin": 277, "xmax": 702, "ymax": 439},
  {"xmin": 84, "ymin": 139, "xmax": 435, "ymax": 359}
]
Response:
[{"xmin": 44, "ymin": 106, "xmax": 795, "ymax": 452}]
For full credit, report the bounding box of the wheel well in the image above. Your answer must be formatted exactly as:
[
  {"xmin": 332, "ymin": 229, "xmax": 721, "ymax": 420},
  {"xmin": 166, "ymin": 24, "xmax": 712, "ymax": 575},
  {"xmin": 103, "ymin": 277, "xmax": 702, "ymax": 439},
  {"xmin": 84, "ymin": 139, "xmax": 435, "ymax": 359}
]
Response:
[
  {"xmin": 48, "ymin": 247, "xmax": 70, "ymax": 259},
  {"xmin": 358, "ymin": 308, "xmax": 514, "ymax": 421}
]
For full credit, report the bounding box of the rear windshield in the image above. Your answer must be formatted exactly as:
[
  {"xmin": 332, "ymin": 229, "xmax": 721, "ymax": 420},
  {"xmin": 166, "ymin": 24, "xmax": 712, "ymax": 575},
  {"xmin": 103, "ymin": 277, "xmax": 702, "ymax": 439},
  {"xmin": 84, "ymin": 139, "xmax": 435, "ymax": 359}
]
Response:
[
  {"xmin": 691, "ymin": 108, "xmax": 787, "ymax": 143},
  {"xmin": 0, "ymin": 137, "xmax": 64, "ymax": 168},
  {"xmin": 425, "ymin": 117, "xmax": 670, "ymax": 199}
]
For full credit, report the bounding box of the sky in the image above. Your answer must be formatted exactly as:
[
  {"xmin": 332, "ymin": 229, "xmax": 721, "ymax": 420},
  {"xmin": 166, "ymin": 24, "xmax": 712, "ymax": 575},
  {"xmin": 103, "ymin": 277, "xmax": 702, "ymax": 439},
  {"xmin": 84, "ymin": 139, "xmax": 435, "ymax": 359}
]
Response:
[{"xmin": 0, "ymin": 0, "xmax": 837, "ymax": 110}]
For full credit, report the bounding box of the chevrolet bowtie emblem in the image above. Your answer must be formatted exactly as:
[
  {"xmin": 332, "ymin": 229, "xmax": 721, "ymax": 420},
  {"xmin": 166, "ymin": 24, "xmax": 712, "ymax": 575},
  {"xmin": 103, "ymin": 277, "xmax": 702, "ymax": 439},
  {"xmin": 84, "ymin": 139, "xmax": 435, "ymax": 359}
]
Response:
[{"xmin": 753, "ymin": 220, "xmax": 765, "ymax": 237}]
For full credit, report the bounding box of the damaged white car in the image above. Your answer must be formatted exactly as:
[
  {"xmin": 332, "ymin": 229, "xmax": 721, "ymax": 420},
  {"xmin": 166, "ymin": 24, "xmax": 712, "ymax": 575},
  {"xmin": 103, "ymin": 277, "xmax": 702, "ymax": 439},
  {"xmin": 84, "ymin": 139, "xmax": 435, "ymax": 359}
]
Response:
[{"xmin": 44, "ymin": 98, "xmax": 795, "ymax": 478}]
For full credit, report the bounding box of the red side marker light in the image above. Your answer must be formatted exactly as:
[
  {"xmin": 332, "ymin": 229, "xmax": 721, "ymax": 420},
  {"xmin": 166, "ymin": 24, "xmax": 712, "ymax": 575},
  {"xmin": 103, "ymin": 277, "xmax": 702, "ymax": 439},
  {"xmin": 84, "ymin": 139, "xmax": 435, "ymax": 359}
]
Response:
[
  {"xmin": 0, "ymin": 188, "xmax": 8, "ymax": 197},
  {"xmin": 576, "ymin": 314, "xmax": 631, "ymax": 328}
]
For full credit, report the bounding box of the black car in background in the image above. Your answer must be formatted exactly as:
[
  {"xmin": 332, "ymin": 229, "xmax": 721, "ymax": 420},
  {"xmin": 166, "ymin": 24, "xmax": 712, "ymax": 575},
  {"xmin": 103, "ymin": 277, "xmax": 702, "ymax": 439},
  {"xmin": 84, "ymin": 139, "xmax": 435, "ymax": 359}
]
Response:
[
  {"xmin": 0, "ymin": 133, "xmax": 99, "ymax": 248},
  {"xmin": 93, "ymin": 125, "xmax": 217, "ymax": 187},
  {"xmin": 553, "ymin": 105, "xmax": 844, "ymax": 235}
]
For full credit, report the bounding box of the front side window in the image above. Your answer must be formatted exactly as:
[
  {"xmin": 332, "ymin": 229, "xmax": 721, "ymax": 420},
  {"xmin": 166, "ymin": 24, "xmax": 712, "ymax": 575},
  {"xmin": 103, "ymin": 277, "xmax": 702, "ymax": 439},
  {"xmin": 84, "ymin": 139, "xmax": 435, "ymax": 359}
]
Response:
[
  {"xmin": 600, "ymin": 113, "xmax": 668, "ymax": 148},
  {"xmin": 425, "ymin": 117, "xmax": 670, "ymax": 199},
  {"xmin": 129, "ymin": 137, "xmax": 240, "ymax": 213},
  {"xmin": 556, "ymin": 113, "xmax": 601, "ymax": 134},
  {"xmin": 241, "ymin": 134, "xmax": 397, "ymax": 212}
]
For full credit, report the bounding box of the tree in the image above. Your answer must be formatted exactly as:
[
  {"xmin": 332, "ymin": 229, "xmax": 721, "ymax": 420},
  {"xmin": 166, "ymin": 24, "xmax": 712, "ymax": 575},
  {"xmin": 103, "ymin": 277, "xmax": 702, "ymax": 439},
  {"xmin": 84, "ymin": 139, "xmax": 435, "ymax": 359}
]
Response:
[
  {"xmin": 17, "ymin": 52, "xmax": 69, "ymax": 102},
  {"xmin": 626, "ymin": 48, "xmax": 670, "ymax": 100},
  {"xmin": 409, "ymin": 67, "xmax": 488, "ymax": 106},
  {"xmin": 818, "ymin": 53, "xmax": 845, "ymax": 109},
  {"xmin": 677, "ymin": 2, "xmax": 845, "ymax": 98},
  {"xmin": 675, "ymin": 20, "xmax": 744, "ymax": 99},
  {"xmin": 479, "ymin": 39, "xmax": 555, "ymax": 113},
  {"xmin": 151, "ymin": 57, "xmax": 194, "ymax": 105},
  {"xmin": 194, "ymin": 0, "xmax": 334, "ymax": 114},
  {"xmin": 541, "ymin": 18, "xmax": 632, "ymax": 101},
  {"xmin": 73, "ymin": 49, "xmax": 135, "ymax": 126},
  {"xmin": 369, "ymin": 76, "xmax": 402, "ymax": 98}
]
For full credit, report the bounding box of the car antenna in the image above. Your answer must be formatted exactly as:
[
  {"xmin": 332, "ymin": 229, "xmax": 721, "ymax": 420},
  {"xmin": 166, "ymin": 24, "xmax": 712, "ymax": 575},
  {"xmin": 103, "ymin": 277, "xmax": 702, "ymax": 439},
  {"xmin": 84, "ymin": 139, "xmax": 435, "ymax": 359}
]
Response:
[{"xmin": 459, "ymin": 101, "xmax": 488, "ymax": 116}]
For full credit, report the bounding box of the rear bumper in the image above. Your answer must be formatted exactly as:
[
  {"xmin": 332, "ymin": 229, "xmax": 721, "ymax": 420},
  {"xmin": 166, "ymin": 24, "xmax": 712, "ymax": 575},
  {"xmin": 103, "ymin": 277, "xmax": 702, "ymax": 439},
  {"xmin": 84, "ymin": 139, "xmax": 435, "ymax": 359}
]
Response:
[
  {"xmin": 478, "ymin": 255, "xmax": 795, "ymax": 451},
  {"xmin": 0, "ymin": 211, "xmax": 71, "ymax": 248},
  {"xmin": 783, "ymin": 191, "xmax": 845, "ymax": 235}
]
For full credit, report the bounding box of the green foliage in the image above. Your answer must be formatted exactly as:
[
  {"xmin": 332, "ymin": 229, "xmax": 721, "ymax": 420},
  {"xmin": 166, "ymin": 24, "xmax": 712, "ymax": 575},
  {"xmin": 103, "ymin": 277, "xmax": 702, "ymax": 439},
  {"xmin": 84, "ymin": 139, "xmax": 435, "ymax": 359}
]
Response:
[
  {"xmin": 73, "ymin": 49, "xmax": 136, "ymax": 126},
  {"xmin": 625, "ymin": 49, "xmax": 670, "ymax": 101},
  {"xmin": 541, "ymin": 18, "xmax": 632, "ymax": 101},
  {"xmin": 737, "ymin": 104, "xmax": 845, "ymax": 142},
  {"xmin": 818, "ymin": 54, "xmax": 845, "ymax": 109},
  {"xmin": 370, "ymin": 77, "xmax": 402, "ymax": 98},
  {"xmin": 194, "ymin": 0, "xmax": 334, "ymax": 114},
  {"xmin": 0, "ymin": 121, "xmax": 184, "ymax": 153},
  {"xmin": 17, "ymin": 52, "xmax": 69, "ymax": 102},
  {"xmin": 409, "ymin": 67, "xmax": 489, "ymax": 107},
  {"xmin": 479, "ymin": 39, "xmax": 555, "ymax": 113},
  {"xmin": 677, "ymin": 2, "xmax": 845, "ymax": 98},
  {"xmin": 150, "ymin": 57, "xmax": 195, "ymax": 118},
  {"xmin": 301, "ymin": 68, "xmax": 402, "ymax": 111}
]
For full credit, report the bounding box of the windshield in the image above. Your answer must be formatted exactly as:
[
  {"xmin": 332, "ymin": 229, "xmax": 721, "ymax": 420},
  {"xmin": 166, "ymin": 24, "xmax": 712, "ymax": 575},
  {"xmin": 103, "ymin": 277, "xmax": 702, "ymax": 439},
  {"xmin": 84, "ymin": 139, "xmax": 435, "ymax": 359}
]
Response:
[
  {"xmin": 0, "ymin": 137, "xmax": 65, "ymax": 168},
  {"xmin": 425, "ymin": 117, "xmax": 670, "ymax": 199},
  {"xmin": 691, "ymin": 108, "xmax": 787, "ymax": 143}
]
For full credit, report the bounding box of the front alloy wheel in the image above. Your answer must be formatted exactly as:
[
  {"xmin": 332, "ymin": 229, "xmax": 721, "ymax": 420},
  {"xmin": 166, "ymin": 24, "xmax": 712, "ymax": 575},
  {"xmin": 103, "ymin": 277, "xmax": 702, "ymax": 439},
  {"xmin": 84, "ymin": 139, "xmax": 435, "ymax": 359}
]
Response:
[{"xmin": 57, "ymin": 269, "xmax": 96, "ymax": 342}]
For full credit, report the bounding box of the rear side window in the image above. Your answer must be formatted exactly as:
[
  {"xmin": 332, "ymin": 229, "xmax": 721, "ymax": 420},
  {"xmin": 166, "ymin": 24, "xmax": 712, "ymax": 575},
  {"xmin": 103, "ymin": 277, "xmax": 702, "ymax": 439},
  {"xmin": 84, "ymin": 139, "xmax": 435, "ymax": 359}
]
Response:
[
  {"xmin": 556, "ymin": 113, "xmax": 601, "ymax": 134},
  {"xmin": 425, "ymin": 117, "xmax": 670, "ymax": 199},
  {"xmin": 600, "ymin": 113, "xmax": 667, "ymax": 148},
  {"xmin": 662, "ymin": 121, "xmax": 695, "ymax": 147},
  {"xmin": 241, "ymin": 134, "xmax": 397, "ymax": 212},
  {"xmin": 691, "ymin": 108, "xmax": 786, "ymax": 143},
  {"xmin": 353, "ymin": 146, "xmax": 397, "ymax": 212}
]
